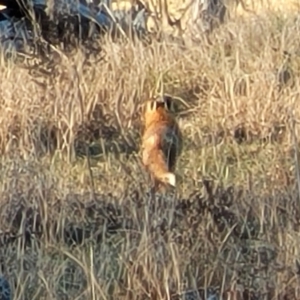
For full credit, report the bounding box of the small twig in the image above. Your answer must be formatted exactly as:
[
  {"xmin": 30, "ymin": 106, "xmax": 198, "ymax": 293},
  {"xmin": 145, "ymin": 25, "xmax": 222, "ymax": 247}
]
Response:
[
  {"xmin": 86, "ymin": 144, "xmax": 96, "ymax": 198},
  {"xmin": 100, "ymin": 2, "xmax": 129, "ymax": 40},
  {"xmin": 90, "ymin": 246, "xmax": 96, "ymax": 300}
]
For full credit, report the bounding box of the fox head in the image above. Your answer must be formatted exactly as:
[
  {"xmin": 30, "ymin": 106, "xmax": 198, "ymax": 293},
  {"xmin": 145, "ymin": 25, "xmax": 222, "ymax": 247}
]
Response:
[
  {"xmin": 144, "ymin": 95, "xmax": 175, "ymax": 111},
  {"xmin": 143, "ymin": 95, "xmax": 176, "ymax": 127}
]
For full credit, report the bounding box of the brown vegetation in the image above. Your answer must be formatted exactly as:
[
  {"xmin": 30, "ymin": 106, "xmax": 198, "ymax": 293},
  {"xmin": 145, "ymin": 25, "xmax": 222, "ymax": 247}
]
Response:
[{"xmin": 1, "ymin": 5, "xmax": 300, "ymax": 300}]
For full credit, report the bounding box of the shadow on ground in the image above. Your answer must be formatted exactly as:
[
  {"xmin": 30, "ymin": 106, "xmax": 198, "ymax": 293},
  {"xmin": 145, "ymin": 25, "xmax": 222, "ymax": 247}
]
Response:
[{"xmin": 1, "ymin": 180, "xmax": 300, "ymax": 299}]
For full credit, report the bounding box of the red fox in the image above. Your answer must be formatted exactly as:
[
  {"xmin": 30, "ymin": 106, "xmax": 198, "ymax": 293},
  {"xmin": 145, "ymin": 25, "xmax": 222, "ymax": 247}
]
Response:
[{"xmin": 141, "ymin": 95, "xmax": 182, "ymax": 190}]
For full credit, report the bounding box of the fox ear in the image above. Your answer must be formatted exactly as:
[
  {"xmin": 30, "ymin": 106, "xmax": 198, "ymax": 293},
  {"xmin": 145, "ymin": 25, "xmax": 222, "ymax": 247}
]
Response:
[
  {"xmin": 163, "ymin": 95, "xmax": 176, "ymax": 112},
  {"xmin": 145, "ymin": 100, "xmax": 157, "ymax": 112}
]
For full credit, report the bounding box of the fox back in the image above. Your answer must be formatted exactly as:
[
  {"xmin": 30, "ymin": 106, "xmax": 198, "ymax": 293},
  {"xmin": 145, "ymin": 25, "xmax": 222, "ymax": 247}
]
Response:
[{"xmin": 141, "ymin": 95, "xmax": 182, "ymax": 188}]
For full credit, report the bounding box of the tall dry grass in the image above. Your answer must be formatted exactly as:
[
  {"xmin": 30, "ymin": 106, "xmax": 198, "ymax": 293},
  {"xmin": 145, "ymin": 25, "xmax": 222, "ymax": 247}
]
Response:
[
  {"xmin": 1, "ymin": 8, "xmax": 300, "ymax": 300},
  {"xmin": 231, "ymin": 0, "xmax": 300, "ymax": 17}
]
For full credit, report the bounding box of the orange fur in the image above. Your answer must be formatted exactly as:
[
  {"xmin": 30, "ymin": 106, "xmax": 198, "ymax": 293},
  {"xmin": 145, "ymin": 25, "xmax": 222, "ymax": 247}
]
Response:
[{"xmin": 141, "ymin": 95, "xmax": 182, "ymax": 190}]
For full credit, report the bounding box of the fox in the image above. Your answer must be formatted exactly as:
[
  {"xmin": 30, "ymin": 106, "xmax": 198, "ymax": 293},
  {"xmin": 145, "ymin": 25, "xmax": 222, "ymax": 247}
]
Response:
[{"xmin": 141, "ymin": 95, "xmax": 182, "ymax": 190}]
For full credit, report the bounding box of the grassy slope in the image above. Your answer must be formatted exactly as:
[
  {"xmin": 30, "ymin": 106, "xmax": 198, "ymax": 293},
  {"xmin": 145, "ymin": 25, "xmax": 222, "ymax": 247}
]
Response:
[{"xmin": 1, "ymin": 8, "xmax": 300, "ymax": 300}]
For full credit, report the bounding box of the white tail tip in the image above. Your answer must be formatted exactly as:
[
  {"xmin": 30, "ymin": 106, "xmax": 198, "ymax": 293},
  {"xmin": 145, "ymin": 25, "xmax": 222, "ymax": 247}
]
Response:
[{"xmin": 165, "ymin": 173, "xmax": 176, "ymax": 187}]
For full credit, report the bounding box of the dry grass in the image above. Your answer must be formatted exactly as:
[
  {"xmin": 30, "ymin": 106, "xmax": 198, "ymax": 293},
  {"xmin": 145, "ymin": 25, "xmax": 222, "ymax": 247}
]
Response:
[
  {"xmin": 232, "ymin": 0, "xmax": 300, "ymax": 17},
  {"xmin": 1, "ymin": 8, "xmax": 300, "ymax": 300}
]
